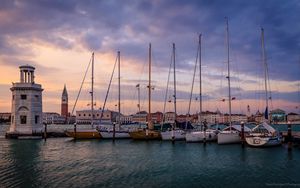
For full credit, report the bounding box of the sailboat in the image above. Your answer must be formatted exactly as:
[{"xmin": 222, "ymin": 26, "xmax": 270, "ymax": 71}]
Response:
[
  {"xmin": 217, "ymin": 18, "xmax": 242, "ymax": 144},
  {"xmin": 185, "ymin": 34, "xmax": 218, "ymax": 143},
  {"xmin": 97, "ymin": 51, "xmax": 130, "ymax": 138},
  {"xmin": 129, "ymin": 43, "xmax": 161, "ymax": 140},
  {"xmin": 245, "ymin": 28, "xmax": 282, "ymax": 147},
  {"xmin": 161, "ymin": 43, "xmax": 185, "ymax": 141},
  {"xmin": 65, "ymin": 52, "xmax": 101, "ymax": 139}
]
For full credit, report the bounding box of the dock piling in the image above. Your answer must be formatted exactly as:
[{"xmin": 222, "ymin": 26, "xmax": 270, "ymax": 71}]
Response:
[
  {"xmin": 288, "ymin": 121, "xmax": 292, "ymax": 151},
  {"xmin": 43, "ymin": 122, "xmax": 47, "ymax": 141},
  {"xmin": 113, "ymin": 122, "xmax": 116, "ymax": 142},
  {"xmin": 241, "ymin": 121, "xmax": 245, "ymax": 148},
  {"xmin": 74, "ymin": 123, "xmax": 77, "ymax": 141}
]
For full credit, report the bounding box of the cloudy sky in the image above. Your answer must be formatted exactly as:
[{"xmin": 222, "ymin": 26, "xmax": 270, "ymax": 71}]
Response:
[{"xmin": 0, "ymin": 0, "xmax": 299, "ymax": 115}]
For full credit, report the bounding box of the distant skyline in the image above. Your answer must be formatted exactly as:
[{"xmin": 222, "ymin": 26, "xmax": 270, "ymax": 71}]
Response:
[{"xmin": 0, "ymin": 0, "xmax": 299, "ymax": 115}]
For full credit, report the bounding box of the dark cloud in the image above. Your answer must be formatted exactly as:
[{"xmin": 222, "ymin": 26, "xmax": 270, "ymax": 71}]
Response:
[{"xmin": 0, "ymin": 0, "xmax": 299, "ymax": 97}]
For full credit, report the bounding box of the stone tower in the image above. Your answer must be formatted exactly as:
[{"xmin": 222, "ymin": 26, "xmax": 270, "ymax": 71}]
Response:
[
  {"xmin": 61, "ymin": 84, "xmax": 68, "ymax": 120},
  {"xmin": 9, "ymin": 65, "xmax": 43, "ymax": 134}
]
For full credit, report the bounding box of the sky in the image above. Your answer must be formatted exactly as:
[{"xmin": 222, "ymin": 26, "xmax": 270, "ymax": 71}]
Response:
[{"xmin": 0, "ymin": 0, "xmax": 299, "ymax": 115}]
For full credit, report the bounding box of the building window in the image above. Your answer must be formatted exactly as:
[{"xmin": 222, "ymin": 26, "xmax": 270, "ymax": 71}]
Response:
[
  {"xmin": 21, "ymin": 95, "xmax": 27, "ymax": 100},
  {"xmin": 35, "ymin": 95, "xmax": 39, "ymax": 99},
  {"xmin": 11, "ymin": 115, "xmax": 14, "ymax": 123},
  {"xmin": 79, "ymin": 114, "xmax": 81, "ymax": 116},
  {"xmin": 35, "ymin": 115, "xmax": 39, "ymax": 124},
  {"xmin": 13, "ymin": 95, "xmax": 15, "ymax": 100},
  {"xmin": 89, "ymin": 114, "xmax": 91, "ymax": 117},
  {"xmin": 20, "ymin": 115, "xmax": 27, "ymax": 124},
  {"xmin": 84, "ymin": 114, "xmax": 86, "ymax": 116}
]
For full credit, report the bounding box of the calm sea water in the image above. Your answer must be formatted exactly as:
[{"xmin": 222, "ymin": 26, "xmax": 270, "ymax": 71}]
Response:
[{"xmin": 1, "ymin": 124, "xmax": 300, "ymax": 188}]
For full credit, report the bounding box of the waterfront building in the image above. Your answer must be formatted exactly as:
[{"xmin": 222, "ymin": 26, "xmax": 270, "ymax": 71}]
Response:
[
  {"xmin": 270, "ymin": 109, "xmax": 286, "ymax": 123},
  {"xmin": 131, "ymin": 111, "xmax": 148, "ymax": 123},
  {"xmin": 177, "ymin": 114, "xmax": 187, "ymax": 123},
  {"xmin": 43, "ymin": 112, "xmax": 66, "ymax": 124},
  {"xmin": 151, "ymin": 111, "xmax": 163, "ymax": 124},
  {"xmin": 231, "ymin": 114, "xmax": 247, "ymax": 123},
  {"xmin": 76, "ymin": 109, "xmax": 120, "ymax": 124},
  {"xmin": 200, "ymin": 111, "xmax": 224, "ymax": 124},
  {"xmin": 287, "ymin": 112, "xmax": 300, "ymax": 122},
  {"xmin": 164, "ymin": 112, "xmax": 176, "ymax": 123},
  {"xmin": 8, "ymin": 65, "xmax": 43, "ymax": 134},
  {"xmin": 0, "ymin": 112, "xmax": 11, "ymax": 123},
  {"xmin": 223, "ymin": 113, "xmax": 247, "ymax": 124},
  {"xmin": 120, "ymin": 115, "xmax": 133, "ymax": 124},
  {"xmin": 61, "ymin": 84, "xmax": 69, "ymax": 121}
]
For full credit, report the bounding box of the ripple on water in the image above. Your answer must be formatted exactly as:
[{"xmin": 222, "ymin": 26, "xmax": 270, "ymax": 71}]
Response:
[{"xmin": 1, "ymin": 138, "xmax": 300, "ymax": 188}]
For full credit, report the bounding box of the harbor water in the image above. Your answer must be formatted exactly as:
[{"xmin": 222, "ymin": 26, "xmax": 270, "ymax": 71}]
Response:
[{"xmin": 1, "ymin": 124, "xmax": 300, "ymax": 188}]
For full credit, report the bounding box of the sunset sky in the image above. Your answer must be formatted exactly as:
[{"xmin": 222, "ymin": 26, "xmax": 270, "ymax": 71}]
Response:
[{"xmin": 0, "ymin": 0, "xmax": 299, "ymax": 115}]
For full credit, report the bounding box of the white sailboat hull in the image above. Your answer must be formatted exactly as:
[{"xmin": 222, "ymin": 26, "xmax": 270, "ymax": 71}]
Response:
[
  {"xmin": 186, "ymin": 130, "xmax": 218, "ymax": 142},
  {"xmin": 245, "ymin": 135, "xmax": 281, "ymax": 147},
  {"xmin": 161, "ymin": 130, "xmax": 185, "ymax": 141},
  {"xmin": 99, "ymin": 130, "xmax": 130, "ymax": 139},
  {"xmin": 217, "ymin": 131, "xmax": 240, "ymax": 144}
]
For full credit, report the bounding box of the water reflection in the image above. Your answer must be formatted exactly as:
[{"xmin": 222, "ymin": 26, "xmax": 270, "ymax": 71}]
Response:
[{"xmin": 0, "ymin": 140, "xmax": 41, "ymax": 187}]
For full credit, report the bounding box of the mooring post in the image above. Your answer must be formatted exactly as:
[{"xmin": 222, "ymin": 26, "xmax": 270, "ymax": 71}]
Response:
[
  {"xmin": 44, "ymin": 122, "xmax": 47, "ymax": 141},
  {"xmin": 74, "ymin": 123, "xmax": 77, "ymax": 141},
  {"xmin": 288, "ymin": 121, "xmax": 292, "ymax": 151},
  {"xmin": 241, "ymin": 121, "xmax": 245, "ymax": 148},
  {"xmin": 172, "ymin": 122, "xmax": 175, "ymax": 144},
  {"xmin": 113, "ymin": 122, "xmax": 116, "ymax": 142},
  {"xmin": 203, "ymin": 119, "xmax": 207, "ymax": 146}
]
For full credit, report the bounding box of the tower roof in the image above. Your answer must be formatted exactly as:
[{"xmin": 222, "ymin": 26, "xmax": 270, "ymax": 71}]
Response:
[{"xmin": 62, "ymin": 84, "xmax": 68, "ymax": 96}]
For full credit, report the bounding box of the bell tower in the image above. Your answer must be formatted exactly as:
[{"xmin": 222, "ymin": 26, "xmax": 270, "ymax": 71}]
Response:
[
  {"xmin": 61, "ymin": 84, "xmax": 68, "ymax": 120},
  {"xmin": 8, "ymin": 65, "xmax": 43, "ymax": 135}
]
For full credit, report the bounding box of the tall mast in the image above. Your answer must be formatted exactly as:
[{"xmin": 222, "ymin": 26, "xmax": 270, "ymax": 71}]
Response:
[
  {"xmin": 148, "ymin": 43, "xmax": 153, "ymax": 130},
  {"xmin": 137, "ymin": 84, "xmax": 141, "ymax": 114},
  {"xmin": 261, "ymin": 28, "xmax": 269, "ymax": 120},
  {"xmin": 91, "ymin": 52, "xmax": 94, "ymax": 128},
  {"xmin": 199, "ymin": 34, "xmax": 202, "ymax": 127},
  {"xmin": 186, "ymin": 35, "xmax": 200, "ymax": 129},
  {"xmin": 225, "ymin": 17, "xmax": 232, "ymax": 130},
  {"xmin": 173, "ymin": 43, "xmax": 177, "ymax": 126},
  {"xmin": 118, "ymin": 51, "xmax": 121, "ymax": 129}
]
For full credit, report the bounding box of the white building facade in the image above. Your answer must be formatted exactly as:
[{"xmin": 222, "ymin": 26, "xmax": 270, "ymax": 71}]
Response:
[{"xmin": 9, "ymin": 65, "xmax": 43, "ymax": 134}]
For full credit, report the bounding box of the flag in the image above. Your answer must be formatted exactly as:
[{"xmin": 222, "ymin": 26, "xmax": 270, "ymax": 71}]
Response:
[
  {"xmin": 264, "ymin": 107, "xmax": 268, "ymax": 120},
  {"xmin": 231, "ymin": 97, "xmax": 236, "ymax": 100},
  {"xmin": 136, "ymin": 84, "xmax": 140, "ymax": 88},
  {"xmin": 221, "ymin": 99, "xmax": 225, "ymax": 102}
]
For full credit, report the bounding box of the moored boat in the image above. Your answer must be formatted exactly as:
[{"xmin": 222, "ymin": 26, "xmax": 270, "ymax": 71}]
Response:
[
  {"xmin": 66, "ymin": 53, "xmax": 100, "ymax": 139},
  {"xmin": 161, "ymin": 129, "xmax": 185, "ymax": 141},
  {"xmin": 217, "ymin": 17, "xmax": 243, "ymax": 145},
  {"xmin": 129, "ymin": 129, "xmax": 161, "ymax": 140},
  {"xmin": 245, "ymin": 28, "xmax": 282, "ymax": 147},
  {"xmin": 186, "ymin": 129, "xmax": 218, "ymax": 143},
  {"xmin": 129, "ymin": 44, "xmax": 161, "ymax": 140},
  {"xmin": 65, "ymin": 129, "xmax": 101, "ymax": 139}
]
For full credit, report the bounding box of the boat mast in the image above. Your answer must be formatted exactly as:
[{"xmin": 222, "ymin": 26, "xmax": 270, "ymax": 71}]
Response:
[
  {"xmin": 186, "ymin": 35, "xmax": 200, "ymax": 129},
  {"xmin": 118, "ymin": 51, "xmax": 121, "ymax": 129},
  {"xmin": 199, "ymin": 34, "xmax": 202, "ymax": 128},
  {"xmin": 173, "ymin": 43, "xmax": 177, "ymax": 128},
  {"xmin": 137, "ymin": 84, "xmax": 141, "ymax": 114},
  {"xmin": 261, "ymin": 28, "xmax": 269, "ymax": 121},
  {"xmin": 91, "ymin": 52, "xmax": 94, "ymax": 128},
  {"xmin": 225, "ymin": 17, "xmax": 232, "ymax": 130},
  {"xmin": 148, "ymin": 43, "xmax": 153, "ymax": 130}
]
